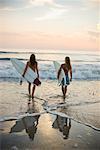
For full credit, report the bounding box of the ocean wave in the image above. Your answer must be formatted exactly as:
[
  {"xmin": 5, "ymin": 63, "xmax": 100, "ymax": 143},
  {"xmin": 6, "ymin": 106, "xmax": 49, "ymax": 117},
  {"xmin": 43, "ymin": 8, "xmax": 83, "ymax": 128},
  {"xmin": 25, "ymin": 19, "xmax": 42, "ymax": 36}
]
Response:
[
  {"xmin": 0, "ymin": 50, "xmax": 99, "ymax": 57},
  {"xmin": 0, "ymin": 62, "xmax": 100, "ymax": 80},
  {"xmin": 0, "ymin": 58, "xmax": 27, "ymax": 61},
  {"xmin": 0, "ymin": 57, "xmax": 100, "ymax": 63},
  {"xmin": 0, "ymin": 58, "xmax": 58, "ymax": 62},
  {"xmin": 0, "ymin": 51, "xmax": 18, "ymax": 54},
  {"xmin": 0, "ymin": 51, "xmax": 31, "ymax": 54},
  {"xmin": 0, "ymin": 51, "xmax": 100, "ymax": 81}
]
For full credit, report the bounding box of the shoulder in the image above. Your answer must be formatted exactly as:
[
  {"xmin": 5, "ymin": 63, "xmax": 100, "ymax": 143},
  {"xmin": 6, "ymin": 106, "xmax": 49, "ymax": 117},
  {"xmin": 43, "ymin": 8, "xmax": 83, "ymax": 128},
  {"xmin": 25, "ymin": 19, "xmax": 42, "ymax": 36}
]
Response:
[
  {"xmin": 61, "ymin": 64, "xmax": 65, "ymax": 68},
  {"xmin": 70, "ymin": 64, "xmax": 72, "ymax": 70},
  {"xmin": 35, "ymin": 61, "xmax": 38, "ymax": 66},
  {"xmin": 27, "ymin": 61, "xmax": 29, "ymax": 64},
  {"xmin": 26, "ymin": 61, "xmax": 29, "ymax": 65},
  {"xmin": 34, "ymin": 61, "xmax": 38, "ymax": 68}
]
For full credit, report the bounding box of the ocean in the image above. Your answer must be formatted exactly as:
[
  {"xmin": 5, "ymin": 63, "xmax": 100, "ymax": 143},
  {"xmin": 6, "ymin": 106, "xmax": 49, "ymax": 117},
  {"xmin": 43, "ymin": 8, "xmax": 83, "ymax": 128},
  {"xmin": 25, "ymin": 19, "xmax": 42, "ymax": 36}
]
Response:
[
  {"xmin": 0, "ymin": 49, "xmax": 100, "ymax": 81},
  {"xmin": 0, "ymin": 49, "xmax": 100, "ymax": 131}
]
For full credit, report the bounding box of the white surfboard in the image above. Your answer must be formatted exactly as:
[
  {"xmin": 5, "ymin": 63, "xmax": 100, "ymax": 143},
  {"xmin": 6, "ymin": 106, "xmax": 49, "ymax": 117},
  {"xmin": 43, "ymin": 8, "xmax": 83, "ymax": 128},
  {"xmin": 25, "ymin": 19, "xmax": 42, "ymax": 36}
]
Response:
[
  {"xmin": 53, "ymin": 61, "xmax": 66, "ymax": 85},
  {"xmin": 11, "ymin": 58, "xmax": 37, "ymax": 83}
]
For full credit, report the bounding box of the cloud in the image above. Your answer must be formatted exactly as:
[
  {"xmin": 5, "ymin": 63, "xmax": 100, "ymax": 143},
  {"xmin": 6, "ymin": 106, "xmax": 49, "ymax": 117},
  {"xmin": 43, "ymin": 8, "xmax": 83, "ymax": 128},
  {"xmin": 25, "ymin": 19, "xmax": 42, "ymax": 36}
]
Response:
[
  {"xmin": 0, "ymin": 0, "xmax": 31, "ymax": 10},
  {"xmin": 90, "ymin": 0, "xmax": 99, "ymax": 4},
  {"xmin": 30, "ymin": 0, "xmax": 54, "ymax": 6},
  {"xmin": 35, "ymin": 8, "xmax": 66, "ymax": 21},
  {"xmin": 30, "ymin": 0, "xmax": 65, "ymax": 8},
  {"xmin": 0, "ymin": 0, "xmax": 64, "ymax": 11},
  {"xmin": 0, "ymin": 31, "xmax": 22, "ymax": 36},
  {"xmin": 0, "ymin": 0, "xmax": 87, "ymax": 11},
  {"xmin": 86, "ymin": 0, "xmax": 99, "ymax": 9},
  {"xmin": 97, "ymin": 23, "xmax": 100, "ymax": 30},
  {"xmin": 88, "ymin": 30, "xmax": 100, "ymax": 38},
  {"xmin": 55, "ymin": 0, "xmax": 84, "ymax": 7},
  {"xmin": 0, "ymin": 0, "xmax": 99, "ymax": 11},
  {"xmin": 55, "ymin": 0, "xmax": 99, "ymax": 11},
  {"xmin": 0, "ymin": 30, "xmax": 98, "ymax": 50}
]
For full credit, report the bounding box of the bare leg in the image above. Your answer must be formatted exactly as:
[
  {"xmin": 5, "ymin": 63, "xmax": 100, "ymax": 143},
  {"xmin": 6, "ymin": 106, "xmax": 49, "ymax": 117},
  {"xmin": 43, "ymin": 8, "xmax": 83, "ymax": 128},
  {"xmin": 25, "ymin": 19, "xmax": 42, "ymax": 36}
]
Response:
[
  {"xmin": 62, "ymin": 86, "xmax": 64, "ymax": 95},
  {"xmin": 65, "ymin": 86, "xmax": 67, "ymax": 97},
  {"xmin": 65, "ymin": 118, "xmax": 68, "ymax": 125},
  {"xmin": 28, "ymin": 83, "xmax": 31, "ymax": 96},
  {"xmin": 62, "ymin": 86, "xmax": 65, "ymax": 99},
  {"xmin": 69, "ymin": 119, "xmax": 71, "ymax": 126},
  {"xmin": 32, "ymin": 85, "xmax": 36, "ymax": 99}
]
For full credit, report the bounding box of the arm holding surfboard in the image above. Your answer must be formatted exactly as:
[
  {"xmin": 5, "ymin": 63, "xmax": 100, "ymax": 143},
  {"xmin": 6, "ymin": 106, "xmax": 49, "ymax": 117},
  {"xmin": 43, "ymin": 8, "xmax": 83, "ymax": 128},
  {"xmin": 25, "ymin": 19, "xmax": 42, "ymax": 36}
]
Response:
[
  {"xmin": 35, "ymin": 62, "xmax": 39, "ymax": 79},
  {"xmin": 20, "ymin": 62, "xmax": 29, "ymax": 85},
  {"xmin": 57, "ymin": 66, "xmax": 62, "ymax": 80},
  {"xmin": 19, "ymin": 54, "xmax": 41, "ymax": 99},
  {"xmin": 57, "ymin": 64, "xmax": 72, "ymax": 82},
  {"xmin": 69, "ymin": 66, "xmax": 72, "ymax": 82},
  {"xmin": 54, "ymin": 57, "xmax": 72, "ymax": 99},
  {"xmin": 20, "ymin": 61, "xmax": 41, "ymax": 85}
]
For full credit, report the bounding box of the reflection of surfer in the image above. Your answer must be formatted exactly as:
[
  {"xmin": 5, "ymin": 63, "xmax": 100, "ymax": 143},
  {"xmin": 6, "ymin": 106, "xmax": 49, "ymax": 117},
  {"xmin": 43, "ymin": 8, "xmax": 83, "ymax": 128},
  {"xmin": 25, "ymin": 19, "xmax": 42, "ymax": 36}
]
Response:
[
  {"xmin": 58, "ymin": 57, "xmax": 72, "ymax": 99},
  {"xmin": 20, "ymin": 54, "xmax": 41, "ymax": 99},
  {"xmin": 52, "ymin": 115, "xmax": 71, "ymax": 139},
  {"xmin": 27, "ymin": 98, "xmax": 39, "ymax": 115},
  {"xmin": 10, "ymin": 114, "xmax": 40, "ymax": 140},
  {"xmin": 22, "ymin": 115, "xmax": 40, "ymax": 140},
  {"xmin": 23, "ymin": 101, "xmax": 40, "ymax": 140},
  {"xmin": 10, "ymin": 101, "xmax": 40, "ymax": 141},
  {"xmin": 62, "ymin": 118, "xmax": 71, "ymax": 139}
]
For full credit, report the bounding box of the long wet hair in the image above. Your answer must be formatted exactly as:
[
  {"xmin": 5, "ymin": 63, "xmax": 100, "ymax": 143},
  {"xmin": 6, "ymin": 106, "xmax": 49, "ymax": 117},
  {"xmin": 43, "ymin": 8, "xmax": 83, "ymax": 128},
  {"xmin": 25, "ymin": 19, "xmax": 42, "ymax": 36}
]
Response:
[
  {"xmin": 30, "ymin": 54, "xmax": 36, "ymax": 66},
  {"xmin": 65, "ymin": 56, "xmax": 71, "ymax": 70}
]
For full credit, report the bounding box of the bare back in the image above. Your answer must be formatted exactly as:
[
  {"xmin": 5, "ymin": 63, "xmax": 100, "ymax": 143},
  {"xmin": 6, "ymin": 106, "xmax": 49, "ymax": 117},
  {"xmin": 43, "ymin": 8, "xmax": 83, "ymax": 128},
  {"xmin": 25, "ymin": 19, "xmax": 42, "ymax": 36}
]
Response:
[
  {"xmin": 28, "ymin": 61, "xmax": 37, "ymax": 72},
  {"xmin": 61, "ymin": 64, "xmax": 70, "ymax": 75}
]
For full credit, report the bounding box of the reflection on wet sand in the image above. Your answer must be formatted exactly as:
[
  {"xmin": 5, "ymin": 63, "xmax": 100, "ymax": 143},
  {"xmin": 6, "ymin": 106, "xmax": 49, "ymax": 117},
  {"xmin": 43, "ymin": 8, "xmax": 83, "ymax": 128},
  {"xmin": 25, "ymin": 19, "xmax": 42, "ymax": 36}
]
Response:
[
  {"xmin": 52, "ymin": 115, "xmax": 71, "ymax": 139},
  {"xmin": 10, "ymin": 99, "xmax": 40, "ymax": 140}
]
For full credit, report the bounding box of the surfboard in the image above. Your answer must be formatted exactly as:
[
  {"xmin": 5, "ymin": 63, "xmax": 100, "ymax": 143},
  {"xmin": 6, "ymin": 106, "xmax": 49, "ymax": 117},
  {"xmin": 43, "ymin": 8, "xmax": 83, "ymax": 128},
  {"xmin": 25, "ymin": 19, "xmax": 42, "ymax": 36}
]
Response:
[
  {"xmin": 11, "ymin": 58, "xmax": 37, "ymax": 83},
  {"xmin": 53, "ymin": 61, "xmax": 66, "ymax": 85}
]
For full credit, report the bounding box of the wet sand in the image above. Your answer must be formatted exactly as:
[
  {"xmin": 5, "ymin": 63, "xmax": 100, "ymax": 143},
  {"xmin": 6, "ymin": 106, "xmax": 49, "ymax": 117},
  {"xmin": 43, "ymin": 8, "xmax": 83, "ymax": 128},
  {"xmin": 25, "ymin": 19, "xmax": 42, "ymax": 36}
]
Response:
[
  {"xmin": 1, "ymin": 113, "xmax": 100, "ymax": 150},
  {"xmin": 0, "ymin": 80, "xmax": 100, "ymax": 150},
  {"xmin": 0, "ymin": 114, "xmax": 100, "ymax": 150}
]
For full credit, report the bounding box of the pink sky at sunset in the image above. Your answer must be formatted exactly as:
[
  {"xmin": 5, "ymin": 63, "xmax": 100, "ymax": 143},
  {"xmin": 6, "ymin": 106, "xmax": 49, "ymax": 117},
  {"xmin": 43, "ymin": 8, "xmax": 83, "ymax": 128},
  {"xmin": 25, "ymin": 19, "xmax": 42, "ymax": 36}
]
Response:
[{"xmin": 0, "ymin": 0, "xmax": 99, "ymax": 51}]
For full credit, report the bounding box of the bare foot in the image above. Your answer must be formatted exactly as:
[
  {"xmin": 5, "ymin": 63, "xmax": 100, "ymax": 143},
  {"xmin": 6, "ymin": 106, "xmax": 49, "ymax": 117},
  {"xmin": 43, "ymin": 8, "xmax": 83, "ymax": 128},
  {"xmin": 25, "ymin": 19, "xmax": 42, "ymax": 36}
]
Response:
[
  {"xmin": 63, "ymin": 95, "xmax": 66, "ymax": 100},
  {"xmin": 29, "ymin": 94, "xmax": 31, "ymax": 98},
  {"xmin": 32, "ymin": 96, "xmax": 34, "ymax": 99}
]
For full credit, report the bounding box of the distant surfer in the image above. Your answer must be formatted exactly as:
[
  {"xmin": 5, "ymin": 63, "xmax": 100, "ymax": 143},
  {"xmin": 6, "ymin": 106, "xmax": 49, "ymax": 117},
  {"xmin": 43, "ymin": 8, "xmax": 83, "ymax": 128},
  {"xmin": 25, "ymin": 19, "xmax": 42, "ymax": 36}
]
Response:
[
  {"xmin": 20, "ymin": 54, "xmax": 41, "ymax": 99},
  {"xmin": 58, "ymin": 56, "xmax": 72, "ymax": 99}
]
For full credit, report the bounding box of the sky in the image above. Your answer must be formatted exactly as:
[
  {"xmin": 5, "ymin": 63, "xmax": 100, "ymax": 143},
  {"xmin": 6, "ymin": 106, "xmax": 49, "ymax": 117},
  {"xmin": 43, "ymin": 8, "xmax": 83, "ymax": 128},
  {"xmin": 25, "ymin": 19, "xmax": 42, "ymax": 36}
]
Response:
[{"xmin": 0, "ymin": 0, "xmax": 99, "ymax": 51}]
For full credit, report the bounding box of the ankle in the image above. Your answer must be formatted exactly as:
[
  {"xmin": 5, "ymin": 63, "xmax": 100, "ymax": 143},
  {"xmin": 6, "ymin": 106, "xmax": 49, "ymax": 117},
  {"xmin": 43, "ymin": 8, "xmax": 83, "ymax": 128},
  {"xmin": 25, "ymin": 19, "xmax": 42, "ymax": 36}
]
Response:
[{"xmin": 32, "ymin": 96, "xmax": 34, "ymax": 99}]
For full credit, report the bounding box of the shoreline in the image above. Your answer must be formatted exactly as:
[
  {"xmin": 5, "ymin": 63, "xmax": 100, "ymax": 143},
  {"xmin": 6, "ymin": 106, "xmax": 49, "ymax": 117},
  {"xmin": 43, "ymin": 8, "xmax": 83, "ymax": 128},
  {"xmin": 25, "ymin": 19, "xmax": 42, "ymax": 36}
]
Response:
[
  {"xmin": 1, "ymin": 113, "xmax": 100, "ymax": 150},
  {"xmin": 0, "ymin": 80, "xmax": 100, "ymax": 149}
]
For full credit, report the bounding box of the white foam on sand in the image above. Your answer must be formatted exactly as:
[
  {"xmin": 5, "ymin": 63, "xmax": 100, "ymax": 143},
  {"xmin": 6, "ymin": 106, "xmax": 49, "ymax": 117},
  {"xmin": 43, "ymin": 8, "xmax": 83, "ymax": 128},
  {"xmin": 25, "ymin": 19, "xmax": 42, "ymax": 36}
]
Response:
[{"xmin": 0, "ymin": 81, "xmax": 100, "ymax": 131}]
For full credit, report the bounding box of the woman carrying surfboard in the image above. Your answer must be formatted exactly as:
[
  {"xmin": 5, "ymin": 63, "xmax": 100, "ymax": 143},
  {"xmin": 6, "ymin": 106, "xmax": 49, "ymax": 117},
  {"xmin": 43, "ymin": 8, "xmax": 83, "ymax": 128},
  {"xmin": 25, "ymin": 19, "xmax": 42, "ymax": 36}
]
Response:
[
  {"xmin": 20, "ymin": 54, "xmax": 41, "ymax": 99},
  {"xmin": 57, "ymin": 57, "xmax": 72, "ymax": 99}
]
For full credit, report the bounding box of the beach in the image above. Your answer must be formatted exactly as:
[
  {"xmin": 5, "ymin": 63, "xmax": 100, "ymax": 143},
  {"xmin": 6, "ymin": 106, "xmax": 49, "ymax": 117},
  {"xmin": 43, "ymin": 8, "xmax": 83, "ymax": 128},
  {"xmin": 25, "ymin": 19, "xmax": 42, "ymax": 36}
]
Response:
[
  {"xmin": 0, "ymin": 80, "xmax": 100, "ymax": 150},
  {"xmin": 0, "ymin": 49, "xmax": 100, "ymax": 149},
  {"xmin": 0, "ymin": 0, "xmax": 99, "ymax": 148}
]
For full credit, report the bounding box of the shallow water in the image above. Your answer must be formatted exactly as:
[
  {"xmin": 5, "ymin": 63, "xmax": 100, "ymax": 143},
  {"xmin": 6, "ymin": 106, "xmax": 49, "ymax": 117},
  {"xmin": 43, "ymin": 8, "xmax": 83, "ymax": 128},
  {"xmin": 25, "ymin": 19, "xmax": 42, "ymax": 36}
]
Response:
[
  {"xmin": 0, "ymin": 113, "xmax": 100, "ymax": 150},
  {"xmin": 0, "ymin": 80, "xmax": 100, "ymax": 131}
]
